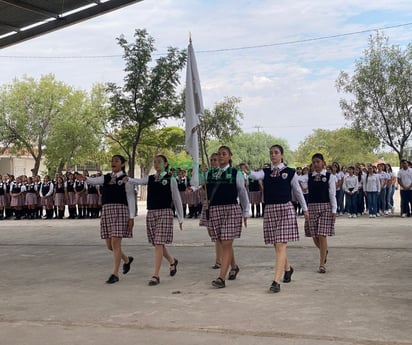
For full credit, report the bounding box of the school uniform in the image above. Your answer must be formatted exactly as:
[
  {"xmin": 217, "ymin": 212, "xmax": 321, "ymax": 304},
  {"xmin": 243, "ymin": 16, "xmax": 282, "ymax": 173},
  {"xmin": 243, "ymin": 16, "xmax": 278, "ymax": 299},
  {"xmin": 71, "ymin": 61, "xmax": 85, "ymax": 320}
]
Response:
[
  {"xmin": 250, "ymin": 163, "xmax": 306, "ymax": 244},
  {"xmin": 10, "ymin": 182, "xmax": 25, "ymax": 207},
  {"xmin": 377, "ymin": 171, "xmax": 389, "ymax": 214},
  {"xmin": 74, "ymin": 180, "xmax": 88, "ymax": 205},
  {"xmin": 54, "ymin": 183, "xmax": 66, "ymax": 207},
  {"xmin": 87, "ymin": 172, "xmax": 136, "ymax": 239},
  {"xmin": 206, "ymin": 165, "xmax": 249, "ymax": 242},
  {"xmin": 127, "ymin": 172, "xmax": 183, "ymax": 245},
  {"xmin": 0, "ymin": 181, "xmax": 6, "ymax": 210},
  {"xmin": 305, "ymin": 170, "xmax": 337, "ymax": 237},
  {"xmin": 40, "ymin": 182, "xmax": 54, "ymax": 206},
  {"xmin": 25, "ymin": 183, "xmax": 38, "ymax": 206},
  {"xmin": 86, "ymin": 183, "xmax": 99, "ymax": 218}
]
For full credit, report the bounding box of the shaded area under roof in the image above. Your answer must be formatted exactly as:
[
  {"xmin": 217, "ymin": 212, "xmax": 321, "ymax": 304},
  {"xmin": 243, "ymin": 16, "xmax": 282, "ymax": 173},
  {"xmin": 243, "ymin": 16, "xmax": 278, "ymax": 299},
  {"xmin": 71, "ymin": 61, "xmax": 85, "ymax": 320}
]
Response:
[{"xmin": 0, "ymin": 0, "xmax": 142, "ymax": 49}]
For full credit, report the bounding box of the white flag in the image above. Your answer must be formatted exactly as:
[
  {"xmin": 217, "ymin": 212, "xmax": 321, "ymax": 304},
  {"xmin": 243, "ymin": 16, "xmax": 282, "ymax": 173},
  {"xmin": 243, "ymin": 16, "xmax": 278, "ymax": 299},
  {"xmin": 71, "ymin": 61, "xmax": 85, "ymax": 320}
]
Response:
[{"xmin": 185, "ymin": 39, "xmax": 204, "ymax": 188}]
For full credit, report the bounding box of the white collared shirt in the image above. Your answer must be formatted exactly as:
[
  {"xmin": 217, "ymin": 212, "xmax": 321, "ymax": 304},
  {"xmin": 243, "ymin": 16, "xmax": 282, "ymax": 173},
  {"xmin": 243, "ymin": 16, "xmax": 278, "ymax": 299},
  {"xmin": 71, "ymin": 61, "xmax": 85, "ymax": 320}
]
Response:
[{"xmin": 311, "ymin": 169, "xmax": 337, "ymax": 213}]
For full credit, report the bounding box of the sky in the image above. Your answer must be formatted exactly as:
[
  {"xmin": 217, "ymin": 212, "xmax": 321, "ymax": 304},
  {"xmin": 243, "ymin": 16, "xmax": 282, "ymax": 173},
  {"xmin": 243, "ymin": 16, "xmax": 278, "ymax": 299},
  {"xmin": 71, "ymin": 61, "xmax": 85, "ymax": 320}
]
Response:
[{"xmin": 1, "ymin": 0, "xmax": 412, "ymax": 150}]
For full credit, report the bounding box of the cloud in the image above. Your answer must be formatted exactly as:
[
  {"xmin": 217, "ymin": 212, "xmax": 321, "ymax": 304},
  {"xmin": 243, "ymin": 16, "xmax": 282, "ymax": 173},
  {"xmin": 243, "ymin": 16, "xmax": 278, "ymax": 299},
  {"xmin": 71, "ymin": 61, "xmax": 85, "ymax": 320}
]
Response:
[{"xmin": 1, "ymin": 0, "xmax": 411, "ymax": 150}]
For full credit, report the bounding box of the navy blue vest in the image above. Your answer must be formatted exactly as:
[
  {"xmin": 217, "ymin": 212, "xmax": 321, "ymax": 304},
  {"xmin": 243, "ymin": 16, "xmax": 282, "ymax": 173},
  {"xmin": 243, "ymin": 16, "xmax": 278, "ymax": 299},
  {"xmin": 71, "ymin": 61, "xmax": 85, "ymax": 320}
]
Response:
[
  {"xmin": 147, "ymin": 174, "xmax": 173, "ymax": 210},
  {"xmin": 207, "ymin": 167, "xmax": 238, "ymax": 206},
  {"xmin": 101, "ymin": 173, "xmax": 127, "ymax": 205},
  {"xmin": 263, "ymin": 167, "xmax": 295, "ymax": 204},
  {"xmin": 26, "ymin": 183, "xmax": 36, "ymax": 193},
  {"xmin": 307, "ymin": 173, "xmax": 331, "ymax": 204}
]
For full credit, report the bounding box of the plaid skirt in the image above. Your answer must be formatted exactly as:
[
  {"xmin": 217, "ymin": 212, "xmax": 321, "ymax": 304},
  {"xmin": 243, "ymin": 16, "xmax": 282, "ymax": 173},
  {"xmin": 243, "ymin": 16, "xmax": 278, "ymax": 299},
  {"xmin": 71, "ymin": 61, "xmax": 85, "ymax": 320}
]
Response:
[
  {"xmin": 185, "ymin": 190, "xmax": 199, "ymax": 205},
  {"xmin": 87, "ymin": 194, "xmax": 99, "ymax": 205},
  {"xmin": 100, "ymin": 204, "xmax": 131, "ymax": 239},
  {"xmin": 0, "ymin": 195, "xmax": 5, "ymax": 207},
  {"xmin": 54, "ymin": 193, "xmax": 66, "ymax": 206},
  {"xmin": 263, "ymin": 202, "xmax": 300, "ymax": 244},
  {"xmin": 25, "ymin": 193, "xmax": 37, "ymax": 206},
  {"xmin": 249, "ymin": 191, "xmax": 262, "ymax": 204},
  {"xmin": 146, "ymin": 208, "xmax": 174, "ymax": 245},
  {"xmin": 41, "ymin": 195, "xmax": 54, "ymax": 206},
  {"xmin": 75, "ymin": 193, "xmax": 87, "ymax": 206},
  {"xmin": 199, "ymin": 200, "xmax": 209, "ymax": 227},
  {"xmin": 179, "ymin": 191, "xmax": 187, "ymax": 204},
  {"xmin": 66, "ymin": 192, "xmax": 76, "ymax": 205},
  {"xmin": 208, "ymin": 204, "xmax": 242, "ymax": 241},
  {"xmin": 305, "ymin": 202, "xmax": 335, "ymax": 237},
  {"xmin": 10, "ymin": 194, "xmax": 24, "ymax": 207}
]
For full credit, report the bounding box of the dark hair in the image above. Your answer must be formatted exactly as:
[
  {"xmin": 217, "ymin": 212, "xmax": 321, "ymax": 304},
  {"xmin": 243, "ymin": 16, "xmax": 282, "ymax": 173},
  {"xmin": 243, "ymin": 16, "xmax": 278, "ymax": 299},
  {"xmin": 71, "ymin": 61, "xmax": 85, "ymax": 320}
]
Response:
[
  {"xmin": 270, "ymin": 144, "xmax": 284, "ymax": 155},
  {"xmin": 311, "ymin": 153, "xmax": 324, "ymax": 161},
  {"xmin": 218, "ymin": 146, "xmax": 233, "ymax": 166},
  {"xmin": 112, "ymin": 154, "xmax": 127, "ymax": 174},
  {"xmin": 155, "ymin": 154, "xmax": 169, "ymax": 172}
]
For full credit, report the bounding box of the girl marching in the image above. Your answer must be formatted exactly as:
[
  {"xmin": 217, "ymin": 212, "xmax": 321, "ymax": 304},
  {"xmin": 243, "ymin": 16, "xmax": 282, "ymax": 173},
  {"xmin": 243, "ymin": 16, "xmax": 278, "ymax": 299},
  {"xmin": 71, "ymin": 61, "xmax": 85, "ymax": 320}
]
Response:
[
  {"xmin": 124, "ymin": 154, "xmax": 183, "ymax": 286},
  {"xmin": 203, "ymin": 146, "xmax": 249, "ymax": 289},
  {"xmin": 77, "ymin": 155, "xmax": 135, "ymax": 284},
  {"xmin": 305, "ymin": 153, "xmax": 337, "ymax": 274},
  {"xmin": 247, "ymin": 144, "xmax": 308, "ymax": 293}
]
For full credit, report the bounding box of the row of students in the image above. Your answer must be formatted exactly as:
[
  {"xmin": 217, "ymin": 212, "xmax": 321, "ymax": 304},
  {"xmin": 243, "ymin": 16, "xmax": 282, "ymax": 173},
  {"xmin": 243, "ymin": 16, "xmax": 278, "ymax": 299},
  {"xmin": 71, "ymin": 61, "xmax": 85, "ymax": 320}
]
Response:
[
  {"xmin": 0, "ymin": 172, "xmax": 103, "ymax": 220},
  {"xmin": 93, "ymin": 146, "xmax": 334, "ymax": 293}
]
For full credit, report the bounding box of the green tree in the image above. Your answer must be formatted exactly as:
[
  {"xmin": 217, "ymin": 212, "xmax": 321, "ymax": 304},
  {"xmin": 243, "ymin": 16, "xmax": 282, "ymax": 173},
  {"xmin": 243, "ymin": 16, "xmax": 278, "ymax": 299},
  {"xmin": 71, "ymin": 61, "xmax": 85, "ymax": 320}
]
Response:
[
  {"xmin": 105, "ymin": 29, "xmax": 186, "ymax": 177},
  {"xmin": 336, "ymin": 32, "xmax": 412, "ymax": 162},
  {"xmin": 210, "ymin": 131, "xmax": 291, "ymax": 168},
  {"xmin": 45, "ymin": 84, "xmax": 106, "ymax": 173},
  {"xmin": 199, "ymin": 96, "xmax": 243, "ymax": 165},
  {"xmin": 294, "ymin": 128, "xmax": 380, "ymax": 166},
  {"xmin": 0, "ymin": 75, "xmax": 71, "ymax": 175}
]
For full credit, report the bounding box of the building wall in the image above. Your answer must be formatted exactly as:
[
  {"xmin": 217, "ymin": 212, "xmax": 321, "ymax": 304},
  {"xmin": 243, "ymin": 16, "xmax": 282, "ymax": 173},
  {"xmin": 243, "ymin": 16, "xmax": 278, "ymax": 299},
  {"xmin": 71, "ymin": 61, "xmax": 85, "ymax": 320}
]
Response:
[{"xmin": 0, "ymin": 156, "xmax": 47, "ymax": 176}]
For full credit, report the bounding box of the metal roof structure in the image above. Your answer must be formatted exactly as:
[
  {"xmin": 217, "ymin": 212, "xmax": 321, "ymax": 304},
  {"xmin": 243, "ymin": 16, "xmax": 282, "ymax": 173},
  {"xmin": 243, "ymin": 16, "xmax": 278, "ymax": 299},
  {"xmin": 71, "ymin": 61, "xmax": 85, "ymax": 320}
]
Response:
[{"xmin": 0, "ymin": 0, "xmax": 142, "ymax": 49}]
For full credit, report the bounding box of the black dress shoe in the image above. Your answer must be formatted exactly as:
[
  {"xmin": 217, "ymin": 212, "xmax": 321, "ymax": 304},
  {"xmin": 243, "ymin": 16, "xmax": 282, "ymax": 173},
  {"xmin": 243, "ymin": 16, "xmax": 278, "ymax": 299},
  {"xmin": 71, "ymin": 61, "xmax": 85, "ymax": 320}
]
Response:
[
  {"xmin": 228, "ymin": 265, "xmax": 240, "ymax": 280},
  {"xmin": 212, "ymin": 277, "xmax": 226, "ymax": 288},
  {"xmin": 283, "ymin": 266, "xmax": 294, "ymax": 283},
  {"xmin": 123, "ymin": 256, "xmax": 134, "ymax": 274},
  {"xmin": 269, "ymin": 281, "xmax": 280, "ymax": 293},
  {"xmin": 170, "ymin": 258, "xmax": 178, "ymax": 277},
  {"xmin": 148, "ymin": 276, "xmax": 160, "ymax": 286},
  {"xmin": 106, "ymin": 274, "xmax": 119, "ymax": 284}
]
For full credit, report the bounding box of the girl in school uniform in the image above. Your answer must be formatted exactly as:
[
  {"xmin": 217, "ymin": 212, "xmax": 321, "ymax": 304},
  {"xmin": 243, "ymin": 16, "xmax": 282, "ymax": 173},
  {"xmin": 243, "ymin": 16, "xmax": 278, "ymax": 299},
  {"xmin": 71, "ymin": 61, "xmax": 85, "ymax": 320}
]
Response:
[
  {"xmin": 25, "ymin": 176, "xmax": 38, "ymax": 219},
  {"xmin": 10, "ymin": 176, "xmax": 26, "ymax": 220},
  {"xmin": 77, "ymin": 155, "xmax": 135, "ymax": 284},
  {"xmin": 363, "ymin": 166, "xmax": 381, "ymax": 218},
  {"xmin": 177, "ymin": 169, "xmax": 189, "ymax": 218},
  {"xmin": 331, "ymin": 163, "xmax": 344, "ymax": 215},
  {"xmin": 248, "ymin": 171, "xmax": 263, "ymax": 218},
  {"xmin": 0, "ymin": 176, "xmax": 6, "ymax": 219},
  {"xmin": 124, "ymin": 154, "xmax": 183, "ymax": 286},
  {"xmin": 87, "ymin": 176, "xmax": 100, "ymax": 218},
  {"xmin": 40, "ymin": 175, "xmax": 54, "ymax": 219},
  {"xmin": 53, "ymin": 176, "xmax": 66, "ymax": 219},
  {"xmin": 74, "ymin": 175, "xmax": 88, "ymax": 218},
  {"xmin": 65, "ymin": 173, "xmax": 77, "ymax": 219},
  {"xmin": 247, "ymin": 144, "xmax": 308, "ymax": 293},
  {"xmin": 305, "ymin": 153, "xmax": 337, "ymax": 274},
  {"xmin": 203, "ymin": 146, "xmax": 249, "ymax": 289}
]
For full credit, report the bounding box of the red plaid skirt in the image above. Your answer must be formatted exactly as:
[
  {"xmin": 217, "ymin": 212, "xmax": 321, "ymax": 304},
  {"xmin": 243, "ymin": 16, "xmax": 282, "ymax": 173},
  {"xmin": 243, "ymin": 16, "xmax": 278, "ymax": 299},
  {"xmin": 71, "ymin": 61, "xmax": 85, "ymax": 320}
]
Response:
[
  {"xmin": 75, "ymin": 193, "xmax": 87, "ymax": 206},
  {"xmin": 305, "ymin": 202, "xmax": 335, "ymax": 237},
  {"xmin": 146, "ymin": 208, "xmax": 174, "ymax": 245},
  {"xmin": 66, "ymin": 192, "xmax": 76, "ymax": 205},
  {"xmin": 54, "ymin": 193, "xmax": 66, "ymax": 206},
  {"xmin": 100, "ymin": 204, "xmax": 131, "ymax": 239},
  {"xmin": 10, "ymin": 194, "xmax": 24, "ymax": 207},
  {"xmin": 249, "ymin": 191, "xmax": 262, "ymax": 204},
  {"xmin": 0, "ymin": 195, "xmax": 5, "ymax": 207},
  {"xmin": 263, "ymin": 202, "xmax": 300, "ymax": 244},
  {"xmin": 87, "ymin": 194, "xmax": 99, "ymax": 205},
  {"xmin": 179, "ymin": 191, "xmax": 187, "ymax": 204},
  {"xmin": 185, "ymin": 190, "xmax": 199, "ymax": 205},
  {"xmin": 25, "ymin": 193, "xmax": 37, "ymax": 206},
  {"xmin": 41, "ymin": 195, "xmax": 53, "ymax": 206},
  {"xmin": 209, "ymin": 204, "xmax": 242, "ymax": 241}
]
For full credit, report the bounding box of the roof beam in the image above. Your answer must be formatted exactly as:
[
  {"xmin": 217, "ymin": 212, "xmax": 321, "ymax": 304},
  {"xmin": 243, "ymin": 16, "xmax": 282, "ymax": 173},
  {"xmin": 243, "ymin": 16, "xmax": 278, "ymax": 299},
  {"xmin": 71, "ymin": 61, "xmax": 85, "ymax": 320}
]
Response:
[
  {"xmin": 0, "ymin": 0, "xmax": 59, "ymax": 18},
  {"xmin": 0, "ymin": 0, "xmax": 142, "ymax": 49}
]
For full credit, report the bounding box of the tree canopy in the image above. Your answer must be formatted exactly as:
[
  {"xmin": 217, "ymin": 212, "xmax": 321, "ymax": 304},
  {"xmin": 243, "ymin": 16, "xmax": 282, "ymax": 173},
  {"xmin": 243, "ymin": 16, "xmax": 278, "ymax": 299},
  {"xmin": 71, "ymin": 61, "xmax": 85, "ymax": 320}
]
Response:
[
  {"xmin": 336, "ymin": 32, "xmax": 412, "ymax": 162},
  {"xmin": 0, "ymin": 74, "xmax": 103, "ymax": 175},
  {"xmin": 105, "ymin": 29, "xmax": 187, "ymax": 176},
  {"xmin": 294, "ymin": 127, "xmax": 380, "ymax": 166}
]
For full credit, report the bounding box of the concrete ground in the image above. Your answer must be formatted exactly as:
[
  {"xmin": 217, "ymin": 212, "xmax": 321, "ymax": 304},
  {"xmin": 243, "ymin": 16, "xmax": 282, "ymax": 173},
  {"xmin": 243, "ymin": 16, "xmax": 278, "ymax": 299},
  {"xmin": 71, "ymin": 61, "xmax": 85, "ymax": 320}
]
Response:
[{"xmin": 0, "ymin": 202, "xmax": 411, "ymax": 345}]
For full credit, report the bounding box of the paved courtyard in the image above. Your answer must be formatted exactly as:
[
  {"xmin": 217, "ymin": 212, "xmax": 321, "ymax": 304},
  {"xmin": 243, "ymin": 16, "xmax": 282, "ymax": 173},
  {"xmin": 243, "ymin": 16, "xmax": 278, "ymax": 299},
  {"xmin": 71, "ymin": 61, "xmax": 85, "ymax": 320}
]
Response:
[{"xmin": 0, "ymin": 203, "xmax": 411, "ymax": 345}]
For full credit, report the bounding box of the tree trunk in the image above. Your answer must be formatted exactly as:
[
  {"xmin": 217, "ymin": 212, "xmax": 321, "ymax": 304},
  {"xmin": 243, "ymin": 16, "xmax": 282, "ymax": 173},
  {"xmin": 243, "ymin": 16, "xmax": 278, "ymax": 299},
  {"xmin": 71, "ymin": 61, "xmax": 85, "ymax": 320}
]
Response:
[{"xmin": 32, "ymin": 157, "xmax": 41, "ymax": 176}]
